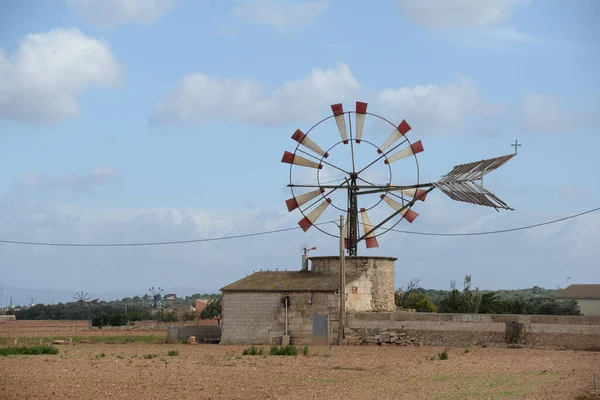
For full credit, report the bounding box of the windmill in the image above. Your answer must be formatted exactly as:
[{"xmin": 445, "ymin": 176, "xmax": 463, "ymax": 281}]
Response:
[
  {"xmin": 73, "ymin": 291, "xmax": 91, "ymax": 303},
  {"xmin": 148, "ymin": 287, "xmax": 164, "ymax": 309},
  {"xmin": 282, "ymin": 101, "xmax": 517, "ymax": 256}
]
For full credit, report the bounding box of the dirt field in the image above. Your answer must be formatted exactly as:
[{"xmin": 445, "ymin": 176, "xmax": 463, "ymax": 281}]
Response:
[
  {"xmin": 0, "ymin": 319, "xmax": 168, "ymax": 338},
  {"xmin": 1, "ymin": 343, "xmax": 598, "ymax": 400}
]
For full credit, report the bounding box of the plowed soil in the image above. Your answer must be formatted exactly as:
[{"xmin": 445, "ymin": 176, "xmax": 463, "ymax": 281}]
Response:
[
  {"xmin": 1, "ymin": 343, "xmax": 598, "ymax": 399},
  {"xmin": 0, "ymin": 320, "xmax": 168, "ymax": 338}
]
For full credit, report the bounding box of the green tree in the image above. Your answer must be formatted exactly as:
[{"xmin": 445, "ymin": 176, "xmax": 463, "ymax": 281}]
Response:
[{"xmin": 200, "ymin": 298, "xmax": 222, "ymax": 324}]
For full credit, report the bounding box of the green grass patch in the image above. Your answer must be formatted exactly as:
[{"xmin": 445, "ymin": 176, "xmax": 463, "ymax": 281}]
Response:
[
  {"xmin": 269, "ymin": 345, "xmax": 298, "ymax": 356},
  {"xmin": 167, "ymin": 350, "xmax": 179, "ymax": 357},
  {"xmin": 142, "ymin": 353, "xmax": 158, "ymax": 359},
  {"xmin": 242, "ymin": 346, "xmax": 264, "ymax": 356},
  {"xmin": 0, "ymin": 345, "xmax": 59, "ymax": 356},
  {"xmin": 438, "ymin": 350, "xmax": 449, "ymax": 360}
]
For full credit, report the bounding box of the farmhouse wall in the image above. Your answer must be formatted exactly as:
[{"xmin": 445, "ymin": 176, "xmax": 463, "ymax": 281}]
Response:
[
  {"xmin": 310, "ymin": 256, "xmax": 396, "ymax": 312},
  {"xmin": 577, "ymin": 299, "xmax": 600, "ymax": 317},
  {"xmin": 344, "ymin": 312, "xmax": 600, "ymax": 351},
  {"xmin": 221, "ymin": 291, "xmax": 340, "ymax": 345}
]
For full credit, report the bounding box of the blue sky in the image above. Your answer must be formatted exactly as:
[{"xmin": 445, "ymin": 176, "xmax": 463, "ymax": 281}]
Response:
[{"xmin": 0, "ymin": 0, "xmax": 599, "ymax": 304}]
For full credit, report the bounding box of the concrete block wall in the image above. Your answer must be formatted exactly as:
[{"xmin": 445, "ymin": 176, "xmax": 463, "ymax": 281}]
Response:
[
  {"xmin": 221, "ymin": 292, "xmax": 282, "ymax": 345},
  {"xmin": 221, "ymin": 291, "xmax": 340, "ymax": 345}
]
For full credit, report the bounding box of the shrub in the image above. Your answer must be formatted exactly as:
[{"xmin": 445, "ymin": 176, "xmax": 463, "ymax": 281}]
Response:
[
  {"xmin": 142, "ymin": 354, "xmax": 158, "ymax": 359},
  {"xmin": 0, "ymin": 345, "xmax": 59, "ymax": 356},
  {"xmin": 242, "ymin": 346, "xmax": 264, "ymax": 356},
  {"xmin": 438, "ymin": 350, "xmax": 448, "ymax": 360},
  {"xmin": 269, "ymin": 345, "xmax": 298, "ymax": 356},
  {"xmin": 302, "ymin": 346, "xmax": 309, "ymax": 356},
  {"xmin": 167, "ymin": 350, "xmax": 179, "ymax": 357}
]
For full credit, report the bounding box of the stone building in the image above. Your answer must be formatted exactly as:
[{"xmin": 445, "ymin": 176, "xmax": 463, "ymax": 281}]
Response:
[
  {"xmin": 554, "ymin": 284, "xmax": 600, "ymax": 316},
  {"xmin": 220, "ymin": 256, "xmax": 396, "ymax": 345}
]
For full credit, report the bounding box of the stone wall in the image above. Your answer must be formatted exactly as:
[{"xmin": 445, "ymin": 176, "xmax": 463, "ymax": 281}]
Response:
[
  {"xmin": 221, "ymin": 291, "xmax": 340, "ymax": 345},
  {"xmin": 344, "ymin": 312, "xmax": 600, "ymax": 350},
  {"xmin": 310, "ymin": 256, "xmax": 396, "ymax": 312},
  {"xmin": 167, "ymin": 325, "xmax": 221, "ymax": 344}
]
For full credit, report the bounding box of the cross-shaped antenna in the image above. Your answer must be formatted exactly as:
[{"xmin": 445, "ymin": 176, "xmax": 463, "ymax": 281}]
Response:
[{"xmin": 511, "ymin": 140, "xmax": 522, "ymax": 155}]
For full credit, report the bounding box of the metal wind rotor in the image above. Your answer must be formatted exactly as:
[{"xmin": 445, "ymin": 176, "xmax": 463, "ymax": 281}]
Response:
[
  {"xmin": 281, "ymin": 101, "xmax": 517, "ymax": 256},
  {"xmin": 73, "ymin": 291, "xmax": 91, "ymax": 302}
]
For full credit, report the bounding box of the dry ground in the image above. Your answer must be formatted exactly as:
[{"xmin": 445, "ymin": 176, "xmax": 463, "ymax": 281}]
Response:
[
  {"xmin": 0, "ymin": 320, "xmax": 167, "ymax": 338},
  {"xmin": 1, "ymin": 343, "xmax": 598, "ymax": 400}
]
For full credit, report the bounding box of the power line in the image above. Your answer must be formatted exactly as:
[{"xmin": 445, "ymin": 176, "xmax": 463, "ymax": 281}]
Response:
[
  {"xmin": 384, "ymin": 206, "xmax": 600, "ymax": 237},
  {"xmin": 0, "ymin": 207, "xmax": 597, "ymax": 247},
  {"xmin": 0, "ymin": 221, "xmax": 338, "ymax": 247}
]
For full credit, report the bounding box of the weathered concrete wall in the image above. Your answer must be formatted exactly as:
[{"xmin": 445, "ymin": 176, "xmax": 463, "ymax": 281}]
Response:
[
  {"xmin": 221, "ymin": 291, "xmax": 340, "ymax": 345},
  {"xmin": 577, "ymin": 299, "xmax": 600, "ymax": 317},
  {"xmin": 345, "ymin": 312, "xmax": 600, "ymax": 350},
  {"xmin": 0, "ymin": 315, "xmax": 16, "ymax": 322},
  {"xmin": 167, "ymin": 325, "xmax": 221, "ymax": 344},
  {"xmin": 310, "ymin": 256, "xmax": 396, "ymax": 312}
]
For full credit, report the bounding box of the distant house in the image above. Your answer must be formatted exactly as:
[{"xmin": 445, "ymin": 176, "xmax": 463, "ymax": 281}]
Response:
[
  {"xmin": 195, "ymin": 299, "xmax": 219, "ymax": 326},
  {"xmin": 554, "ymin": 284, "xmax": 600, "ymax": 316}
]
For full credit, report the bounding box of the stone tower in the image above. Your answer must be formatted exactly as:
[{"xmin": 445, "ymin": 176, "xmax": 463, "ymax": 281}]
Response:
[{"xmin": 308, "ymin": 256, "xmax": 397, "ymax": 312}]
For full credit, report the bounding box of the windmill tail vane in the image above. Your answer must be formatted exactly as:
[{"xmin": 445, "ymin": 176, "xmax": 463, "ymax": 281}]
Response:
[
  {"xmin": 281, "ymin": 101, "xmax": 518, "ymax": 255},
  {"xmin": 434, "ymin": 153, "xmax": 517, "ymax": 211}
]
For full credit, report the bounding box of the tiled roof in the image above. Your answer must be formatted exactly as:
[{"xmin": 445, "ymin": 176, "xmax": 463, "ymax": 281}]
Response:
[
  {"xmin": 554, "ymin": 284, "xmax": 600, "ymax": 300},
  {"xmin": 221, "ymin": 271, "xmax": 361, "ymax": 292}
]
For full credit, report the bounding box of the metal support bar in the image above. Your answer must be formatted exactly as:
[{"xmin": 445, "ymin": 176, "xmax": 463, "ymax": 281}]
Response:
[
  {"xmin": 288, "ymin": 183, "xmax": 434, "ymax": 190},
  {"xmin": 359, "ymin": 186, "xmax": 437, "ymax": 241},
  {"xmin": 339, "ymin": 215, "xmax": 345, "ymax": 346}
]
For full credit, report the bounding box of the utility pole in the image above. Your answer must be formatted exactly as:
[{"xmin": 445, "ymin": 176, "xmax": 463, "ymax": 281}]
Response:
[{"xmin": 339, "ymin": 215, "xmax": 346, "ymax": 346}]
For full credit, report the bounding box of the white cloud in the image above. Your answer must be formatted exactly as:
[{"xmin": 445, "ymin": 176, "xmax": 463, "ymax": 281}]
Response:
[
  {"xmin": 65, "ymin": 0, "xmax": 176, "ymax": 29},
  {"xmin": 150, "ymin": 63, "xmax": 361, "ymax": 126},
  {"xmin": 0, "ymin": 28, "xmax": 121, "ymax": 125},
  {"xmin": 17, "ymin": 165, "xmax": 119, "ymax": 193},
  {"xmin": 150, "ymin": 64, "xmax": 490, "ymax": 135},
  {"xmin": 232, "ymin": 0, "xmax": 329, "ymax": 30},
  {"xmin": 518, "ymin": 93, "xmax": 599, "ymax": 134},
  {"xmin": 1, "ymin": 185, "xmax": 598, "ymax": 299},
  {"xmin": 376, "ymin": 77, "xmax": 481, "ymax": 134},
  {"xmin": 397, "ymin": 0, "xmax": 528, "ymax": 29}
]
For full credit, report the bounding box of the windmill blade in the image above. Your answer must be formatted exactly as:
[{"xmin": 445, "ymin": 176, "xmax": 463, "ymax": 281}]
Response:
[
  {"xmin": 384, "ymin": 140, "xmax": 424, "ymax": 164},
  {"xmin": 355, "ymin": 101, "xmax": 368, "ymax": 143},
  {"xmin": 360, "ymin": 208, "xmax": 379, "ymax": 248},
  {"xmin": 377, "ymin": 120, "xmax": 411, "ymax": 154},
  {"xmin": 387, "ymin": 186, "xmax": 428, "ymax": 201},
  {"xmin": 281, "ymin": 151, "xmax": 322, "ymax": 169},
  {"xmin": 285, "ymin": 188, "xmax": 325, "ymax": 212},
  {"xmin": 291, "ymin": 129, "xmax": 329, "ymax": 158},
  {"xmin": 298, "ymin": 198, "xmax": 332, "ymax": 232},
  {"xmin": 380, "ymin": 194, "xmax": 419, "ymax": 223},
  {"xmin": 331, "ymin": 103, "xmax": 349, "ymax": 144}
]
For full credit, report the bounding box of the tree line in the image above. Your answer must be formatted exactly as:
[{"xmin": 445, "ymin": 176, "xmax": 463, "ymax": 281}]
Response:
[
  {"xmin": 7, "ymin": 293, "xmax": 222, "ymax": 327},
  {"xmin": 395, "ymin": 276, "xmax": 580, "ymax": 315}
]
